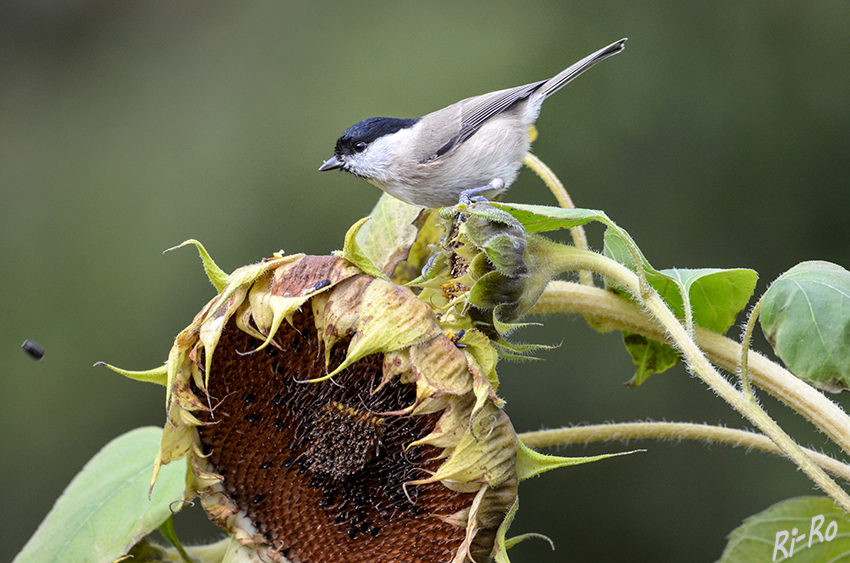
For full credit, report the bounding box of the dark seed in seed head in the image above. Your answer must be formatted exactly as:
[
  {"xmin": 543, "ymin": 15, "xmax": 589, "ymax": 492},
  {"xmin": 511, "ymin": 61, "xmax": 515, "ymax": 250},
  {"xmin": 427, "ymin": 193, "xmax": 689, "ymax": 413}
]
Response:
[
  {"xmin": 194, "ymin": 309, "xmax": 474, "ymax": 563},
  {"xmin": 409, "ymin": 505, "xmax": 421, "ymax": 516},
  {"xmin": 305, "ymin": 401, "xmax": 385, "ymax": 480},
  {"xmin": 245, "ymin": 413, "xmax": 260, "ymax": 423}
]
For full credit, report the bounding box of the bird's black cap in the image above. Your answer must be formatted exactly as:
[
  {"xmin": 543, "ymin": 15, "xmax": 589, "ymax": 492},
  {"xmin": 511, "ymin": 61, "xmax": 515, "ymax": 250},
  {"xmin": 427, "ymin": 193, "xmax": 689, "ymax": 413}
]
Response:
[{"xmin": 334, "ymin": 117, "xmax": 419, "ymax": 156}]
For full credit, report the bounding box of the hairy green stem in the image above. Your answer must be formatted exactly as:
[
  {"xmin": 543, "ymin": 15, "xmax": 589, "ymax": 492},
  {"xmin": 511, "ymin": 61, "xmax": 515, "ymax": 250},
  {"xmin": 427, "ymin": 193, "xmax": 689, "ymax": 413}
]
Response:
[
  {"xmin": 523, "ymin": 153, "xmax": 593, "ymax": 287},
  {"xmin": 518, "ymin": 422, "xmax": 850, "ymax": 482},
  {"xmin": 531, "ymin": 281, "xmax": 850, "ymax": 456},
  {"xmin": 739, "ymin": 296, "xmax": 764, "ymax": 402},
  {"xmin": 530, "ymin": 250, "xmax": 850, "ymax": 512}
]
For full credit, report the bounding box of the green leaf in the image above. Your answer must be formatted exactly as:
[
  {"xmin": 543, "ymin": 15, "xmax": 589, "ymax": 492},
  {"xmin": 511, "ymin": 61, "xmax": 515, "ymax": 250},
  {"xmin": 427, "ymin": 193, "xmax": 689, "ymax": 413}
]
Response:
[
  {"xmin": 760, "ymin": 261, "xmax": 850, "ymax": 392},
  {"xmin": 605, "ymin": 231, "xmax": 757, "ymax": 333},
  {"xmin": 14, "ymin": 427, "xmax": 189, "ymax": 563},
  {"xmin": 605, "ymin": 230, "xmax": 757, "ymax": 384},
  {"xmin": 657, "ymin": 268, "xmax": 759, "ymax": 334},
  {"xmin": 717, "ymin": 496, "xmax": 850, "ymax": 563},
  {"xmin": 489, "ymin": 202, "xmax": 614, "ymax": 235},
  {"xmin": 622, "ymin": 331, "xmax": 681, "ymax": 386}
]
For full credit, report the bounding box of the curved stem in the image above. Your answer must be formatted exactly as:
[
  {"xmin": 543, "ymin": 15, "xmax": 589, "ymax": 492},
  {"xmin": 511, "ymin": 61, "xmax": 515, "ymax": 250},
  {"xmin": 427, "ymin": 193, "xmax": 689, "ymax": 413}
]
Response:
[
  {"xmin": 517, "ymin": 422, "xmax": 850, "ymax": 482},
  {"xmin": 526, "ymin": 255, "xmax": 850, "ymax": 513},
  {"xmin": 523, "ymin": 153, "xmax": 593, "ymax": 286},
  {"xmin": 531, "ymin": 281, "xmax": 850, "ymax": 455},
  {"xmin": 739, "ymin": 296, "xmax": 764, "ymax": 402}
]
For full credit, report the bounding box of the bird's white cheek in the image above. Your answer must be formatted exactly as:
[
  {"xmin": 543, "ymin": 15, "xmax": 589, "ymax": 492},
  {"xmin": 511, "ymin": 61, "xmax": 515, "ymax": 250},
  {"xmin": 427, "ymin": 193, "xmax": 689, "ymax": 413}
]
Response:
[{"xmin": 355, "ymin": 130, "xmax": 418, "ymax": 187}]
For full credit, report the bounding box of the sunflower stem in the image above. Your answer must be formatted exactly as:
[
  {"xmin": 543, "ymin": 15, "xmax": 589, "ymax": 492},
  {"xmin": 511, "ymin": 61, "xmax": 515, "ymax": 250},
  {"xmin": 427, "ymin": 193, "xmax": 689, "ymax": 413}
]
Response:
[{"xmin": 529, "ymin": 251, "xmax": 850, "ymax": 513}]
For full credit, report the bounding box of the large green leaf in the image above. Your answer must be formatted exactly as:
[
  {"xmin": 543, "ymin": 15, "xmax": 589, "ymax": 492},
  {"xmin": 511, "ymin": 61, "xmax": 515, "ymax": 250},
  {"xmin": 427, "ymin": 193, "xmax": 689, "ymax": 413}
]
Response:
[
  {"xmin": 14, "ymin": 426, "xmax": 188, "ymax": 563},
  {"xmin": 760, "ymin": 261, "xmax": 850, "ymax": 392},
  {"xmin": 717, "ymin": 496, "xmax": 850, "ymax": 562}
]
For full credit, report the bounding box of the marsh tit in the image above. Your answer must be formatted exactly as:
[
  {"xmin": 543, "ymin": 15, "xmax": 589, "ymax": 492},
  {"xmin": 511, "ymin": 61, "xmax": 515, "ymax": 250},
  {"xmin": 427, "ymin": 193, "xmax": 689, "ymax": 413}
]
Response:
[{"xmin": 319, "ymin": 39, "xmax": 626, "ymax": 209}]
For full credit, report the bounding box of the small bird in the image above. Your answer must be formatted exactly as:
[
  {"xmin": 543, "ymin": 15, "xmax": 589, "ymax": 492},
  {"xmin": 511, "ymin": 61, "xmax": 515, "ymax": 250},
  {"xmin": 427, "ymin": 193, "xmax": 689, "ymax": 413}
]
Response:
[{"xmin": 319, "ymin": 38, "xmax": 626, "ymax": 209}]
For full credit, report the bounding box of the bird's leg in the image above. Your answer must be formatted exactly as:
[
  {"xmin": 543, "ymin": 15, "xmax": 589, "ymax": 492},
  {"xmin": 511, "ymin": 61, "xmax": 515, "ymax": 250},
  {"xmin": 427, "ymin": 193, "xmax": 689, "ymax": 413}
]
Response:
[{"xmin": 458, "ymin": 178, "xmax": 505, "ymax": 206}]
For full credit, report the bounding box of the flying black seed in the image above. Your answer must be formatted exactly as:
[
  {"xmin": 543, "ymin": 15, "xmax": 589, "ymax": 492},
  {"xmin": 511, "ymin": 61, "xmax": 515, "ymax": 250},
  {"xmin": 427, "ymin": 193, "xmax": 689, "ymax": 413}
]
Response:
[{"xmin": 22, "ymin": 340, "xmax": 45, "ymax": 360}]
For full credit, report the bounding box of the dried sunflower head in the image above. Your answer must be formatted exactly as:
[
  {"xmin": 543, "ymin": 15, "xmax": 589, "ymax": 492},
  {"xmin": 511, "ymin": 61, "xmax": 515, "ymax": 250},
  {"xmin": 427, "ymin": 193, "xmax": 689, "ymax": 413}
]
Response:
[
  {"xmin": 103, "ymin": 197, "xmax": 629, "ymax": 563},
  {"xmin": 152, "ymin": 248, "xmax": 518, "ymax": 563}
]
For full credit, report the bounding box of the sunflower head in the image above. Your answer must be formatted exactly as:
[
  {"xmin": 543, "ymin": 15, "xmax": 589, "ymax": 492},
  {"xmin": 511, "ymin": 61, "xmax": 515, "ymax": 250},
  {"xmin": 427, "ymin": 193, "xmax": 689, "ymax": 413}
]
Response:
[{"xmin": 153, "ymin": 247, "xmax": 518, "ymax": 563}]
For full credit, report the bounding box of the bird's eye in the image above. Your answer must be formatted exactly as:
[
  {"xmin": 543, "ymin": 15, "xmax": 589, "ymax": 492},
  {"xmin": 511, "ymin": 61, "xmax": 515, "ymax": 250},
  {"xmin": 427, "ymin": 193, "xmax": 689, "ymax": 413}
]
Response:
[{"xmin": 354, "ymin": 141, "xmax": 367, "ymax": 153}]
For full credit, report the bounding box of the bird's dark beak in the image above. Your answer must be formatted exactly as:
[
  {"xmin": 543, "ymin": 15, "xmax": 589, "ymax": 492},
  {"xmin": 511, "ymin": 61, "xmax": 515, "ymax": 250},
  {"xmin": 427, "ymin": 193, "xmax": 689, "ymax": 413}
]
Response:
[{"xmin": 318, "ymin": 155, "xmax": 343, "ymax": 171}]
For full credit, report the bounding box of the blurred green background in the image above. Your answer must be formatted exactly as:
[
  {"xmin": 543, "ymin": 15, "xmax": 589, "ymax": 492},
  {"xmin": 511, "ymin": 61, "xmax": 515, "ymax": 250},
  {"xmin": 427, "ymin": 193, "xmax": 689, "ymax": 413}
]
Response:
[{"xmin": 3, "ymin": 2, "xmax": 849, "ymax": 561}]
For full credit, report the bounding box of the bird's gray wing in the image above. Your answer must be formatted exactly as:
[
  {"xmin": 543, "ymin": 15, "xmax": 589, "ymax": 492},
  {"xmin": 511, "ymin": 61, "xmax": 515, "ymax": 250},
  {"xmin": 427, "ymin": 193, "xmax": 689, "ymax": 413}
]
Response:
[
  {"xmin": 421, "ymin": 80, "xmax": 544, "ymax": 162},
  {"xmin": 456, "ymin": 81, "xmax": 544, "ymax": 144}
]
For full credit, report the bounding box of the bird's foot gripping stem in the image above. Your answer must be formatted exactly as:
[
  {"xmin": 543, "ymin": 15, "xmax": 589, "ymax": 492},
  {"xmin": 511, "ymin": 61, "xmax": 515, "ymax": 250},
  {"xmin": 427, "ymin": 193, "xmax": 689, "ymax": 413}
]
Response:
[{"xmin": 458, "ymin": 178, "xmax": 505, "ymax": 206}]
